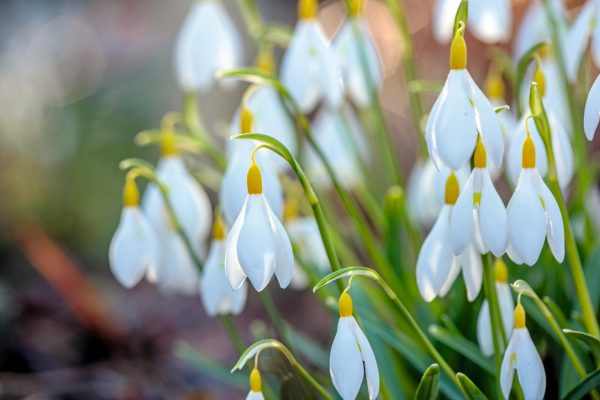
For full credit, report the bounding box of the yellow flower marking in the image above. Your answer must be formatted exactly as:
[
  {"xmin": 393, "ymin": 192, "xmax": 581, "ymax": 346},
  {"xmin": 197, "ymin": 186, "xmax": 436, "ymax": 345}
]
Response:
[
  {"xmin": 247, "ymin": 162, "xmax": 263, "ymax": 195},
  {"xmin": 444, "ymin": 172, "xmax": 460, "ymax": 205},
  {"xmin": 474, "ymin": 137, "xmax": 486, "ymax": 169},
  {"xmin": 241, "ymin": 106, "xmax": 253, "ymax": 134},
  {"xmin": 522, "ymin": 134, "xmax": 536, "ymax": 169},
  {"xmin": 494, "ymin": 259, "xmax": 508, "ymax": 283},
  {"xmin": 123, "ymin": 176, "xmax": 139, "ymax": 207},
  {"xmin": 213, "ymin": 213, "xmax": 226, "ymax": 241},
  {"xmin": 450, "ymin": 26, "xmax": 467, "ymax": 70},
  {"xmin": 514, "ymin": 303, "xmax": 526, "ymax": 329},
  {"xmin": 348, "ymin": 0, "xmax": 364, "ymax": 16},
  {"xmin": 161, "ymin": 132, "xmax": 177, "ymax": 156},
  {"xmin": 298, "ymin": 0, "xmax": 317, "ymax": 20},
  {"xmin": 484, "ymin": 69, "xmax": 505, "ymax": 99},
  {"xmin": 339, "ymin": 292, "xmax": 353, "ymax": 317},
  {"xmin": 250, "ymin": 367, "xmax": 262, "ymax": 392}
]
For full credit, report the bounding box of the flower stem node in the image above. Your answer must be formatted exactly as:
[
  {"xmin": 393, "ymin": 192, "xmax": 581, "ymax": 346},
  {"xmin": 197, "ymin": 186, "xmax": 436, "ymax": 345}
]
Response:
[
  {"xmin": 514, "ymin": 303, "xmax": 526, "ymax": 329},
  {"xmin": 161, "ymin": 133, "xmax": 177, "ymax": 157},
  {"xmin": 348, "ymin": 0, "xmax": 364, "ymax": 17},
  {"xmin": 522, "ymin": 135, "xmax": 536, "ymax": 169},
  {"xmin": 213, "ymin": 214, "xmax": 225, "ymax": 241},
  {"xmin": 298, "ymin": 0, "xmax": 317, "ymax": 20},
  {"xmin": 444, "ymin": 172, "xmax": 459, "ymax": 205},
  {"xmin": 241, "ymin": 106, "xmax": 253, "ymax": 134},
  {"xmin": 494, "ymin": 259, "xmax": 508, "ymax": 283},
  {"xmin": 247, "ymin": 163, "xmax": 263, "ymax": 195},
  {"xmin": 123, "ymin": 177, "xmax": 139, "ymax": 207},
  {"xmin": 250, "ymin": 368, "xmax": 262, "ymax": 393},
  {"xmin": 339, "ymin": 292, "xmax": 353, "ymax": 317},
  {"xmin": 473, "ymin": 137, "xmax": 486, "ymax": 168},
  {"xmin": 255, "ymin": 48, "xmax": 275, "ymax": 74},
  {"xmin": 450, "ymin": 30, "xmax": 467, "ymax": 70}
]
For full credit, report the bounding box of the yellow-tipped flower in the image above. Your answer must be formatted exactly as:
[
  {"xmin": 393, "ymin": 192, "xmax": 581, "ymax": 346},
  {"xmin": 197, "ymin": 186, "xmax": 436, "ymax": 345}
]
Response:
[
  {"xmin": 246, "ymin": 162, "xmax": 263, "ymax": 195},
  {"xmin": 450, "ymin": 30, "xmax": 467, "ymax": 70}
]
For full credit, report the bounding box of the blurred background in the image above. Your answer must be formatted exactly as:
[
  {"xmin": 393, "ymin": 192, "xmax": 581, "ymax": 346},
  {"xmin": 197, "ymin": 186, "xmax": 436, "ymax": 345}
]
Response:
[{"xmin": 0, "ymin": 0, "xmax": 593, "ymax": 398}]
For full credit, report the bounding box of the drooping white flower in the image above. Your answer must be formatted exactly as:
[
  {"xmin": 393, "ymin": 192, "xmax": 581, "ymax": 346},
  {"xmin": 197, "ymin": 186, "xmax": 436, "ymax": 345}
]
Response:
[
  {"xmin": 225, "ymin": 162, "xmax": 294, "ymax": 291},
  {"xmin": 507, "ymin": 134, "xmax": 565, "ymax": 266},
  {"xmin": 584, "ymin": 73, "xmax": 600, "ymax": 141},
  {"xmin": 500, "ymin": 303, "xmax": 546, "ymax": 400},
  {"xmin": 109, "ymin": 178, "xmax": 160, "ymax": 288},
  {"xmin": 304, "ymin": 104, "xmax": 368, "ymax": 189},
  {"xmin": 281, "ymin": 0, "xmax": 343, "ymax": 112},
  {"xmin": 221, "ymin": 107, "xmax": 283, "ymax": 226},
  {"xmin": 330, "ymin": 292, "xmax": 379, "ymax": 400},
  {"xmin": 426, "ymin": 29, "xmax": 504, "ymax": 171},
  {"xmin": 200, "ymin": 214, "xmax": 247, "ymax": 316},
  {"xmin": 433, "ymin": 0, "xmax": 511, "ymax": 44},
  {"xmin": 513, "ymin": 0, "xmax": 567, "ymax": 61},
  {"xmin": 476, "ymin": 259, "xmax": 514, "ymax": 356},
  {"xmin": 450, "ymin": 139, "xmax": 509, "ymax": 257},
  {"xmin": 417, "ymin": 172, "xmax": 483, "ymax": 302},
  {"xmin": 406, "ymin": 158, "xmax": 469, "ymax": 228},
  {"xmin": 153, "ymin": 230, "xmax": 199, "ymax": 294},
  {"xmin": 333, "ymin": 0, "xmax": 382, "ymax": 107},
  {"xmin": 174, "ymin": 0, "xmax": 242, "ymax": 92},
  {"xmin": 245, "ymin": 368, "xmax": 265, "ymax": 400}
]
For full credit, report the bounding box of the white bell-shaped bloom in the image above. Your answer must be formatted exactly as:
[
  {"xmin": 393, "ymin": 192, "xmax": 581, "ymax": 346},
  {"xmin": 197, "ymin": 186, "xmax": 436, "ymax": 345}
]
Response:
[
  {"xmin": 507, "ymin": 135, "xmax": 565, "ymax": 266},
  {"xmin": 584, "ymin": 74, "xmax": 600, "ymax": 141},
  {"xmin": 153, "ymin": 230, "xmax": 199, "ymax": 294},
  {"xmin": 417, "ymin": 172, "xmax": 483, "ymax": 302},
  {"xmin": 330, "ymin": 292, "xmax": 379, "ymax": 400},
  {"xmin": 143, "ymin": 140, "xmax": 212, "ymax": 261},
  {"xmin": 476, "ymin": 260, "xmax": 514, "ymax": 356},
  {"xmin": 513, "ymin": 0, "xmax": 567, "ymax": 61},
  {"xmin": 281, "ymin": 0, "xmax": 343, "ymax": 112},
  {"xmin": 433, "ymin": 0, "xmax": 511, "ymax": 44},
  {"xmin": 304, "ymin": 104, "xmax": 368, "ymax": 189},
  {"xmin": 225, "ymin": 162, "xmax": 294, "ymax": 291},
  {"xmin": 174, "ymin": 0, "xmax": 242, "ymax": 92},
  {"xmin": 500, "ymin": 303, "xmax": 546, "ymax": 400},
  {"xmin": 450, "ymin": 139, "xmax": 509, "ymax": 257},
  {"xmin": 333, "ymin": 2, "xmax": 382, "ymax": 107},
  {"xmin": 200, "ymin": 215, "xmax": 247, "ymax": 316},
  {"xmin": 406, "ymin": 158, "xmax": 469, "ymax": 228},
  {"xmin": 109, "ymin": 179, "xmax": 160, "ymax": 288},
  {"xmin": 427, "ymin": 31, "xmax": 504, "ymax": 171},
  {"xmin": 245, "ymin": 368, "xmax": 266, "ymax": 400}
]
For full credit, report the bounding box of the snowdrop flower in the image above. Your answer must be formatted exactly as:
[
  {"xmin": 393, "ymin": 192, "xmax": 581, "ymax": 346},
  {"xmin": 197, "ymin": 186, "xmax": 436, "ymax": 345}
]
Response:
[
  {"xmin": 450, "ymin": 138, "xmax": 509, "ymax": 257},
  {"xmin": 225, "ymin": 161, "xmax": 294, "ymax": 291},
  {"xmin": 109, "ymin": 176, "xmax": 159, "ymax": 288},
  {"xmin": 330, "ymin": 291, "xmax": 379, "ymax": 400},
  {"xmin": 245, "ymin": 368, "xmax": 265, "ymax": 400},
  {"xmin": 221, "ymin": 107, "xmax": 283, "ymax": 225},
  {"xmin": 484, "ymin": 68, "xmax": 517, "ymax": 146},
  {"xmin": 281, "ymin": 0, "xmax": 343, "ymax": 112},
  {"xmin": 174, "ymin": 0, "xmax": 242, "ymax": 92},
  {"xmin": 417, "ymin": 172, "xmax": 483, "ymax": 302},
  {"xmin": 406, "ymin": 159, "xmax": 469, "ymax": 227},
  {"xmin": 477, "ymin": 259, "xmax": 514, "ymax": 356},
  {"xmin": 500, "ymin": 302, "xmax": 546, "ymax": 400},
  {"xmin": 584, "ymin": 74, "xmax": 600, "ymax": 141},
  {"xmin": 426, "ymin": 26, "xmax": 504, "ymax": 170},
  {"xmin": 513, "ymin": 0, "xmax": 567, "ymax": 61},
  {"xmin": 304, "ymin": 104, "xmax": 368, "ymax": 189},
  {"xmin": 199, "ymin": 214, "xmax": 247, "ymax": 316},
  {"xmin": 333, "ymin": 0, "xmax": 382, "ymax": 107},
  {"xmin": 563, "ymin": 0, "xmax": 599, "ymax": 81},
  {"xmin": 433, "ymin": 0, "xmax": 511, "ymax": 44},
  {"xmin": 507, "ymin": 133, "xmax": 565, "ymax": 266}
]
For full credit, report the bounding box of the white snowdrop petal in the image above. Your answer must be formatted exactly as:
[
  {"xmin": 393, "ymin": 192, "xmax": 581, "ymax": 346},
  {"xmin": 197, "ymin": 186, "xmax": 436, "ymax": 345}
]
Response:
[
  {"xmin": 236, "ymin": 195, "xmax": 277, "ymax": 291},
  {"xmin": 497, "ymin": 282, "xmax": 515, "ymax": 337},
  {"xmin": 500, "ymin": 334, "xmax": 517, "ymax": 399},
  {"xmin": 432, "ymin": 0, "xmax": 462, "ymax": 43},
  {"xmin": 330, "ymin": 317, "xmax": 364, "ymax": 400},
  {"xmin": 229, "ymin": 282, "xmax": 248, "ymax": 315},
  {"xmin": 426, "ymin": 82, "xmax": 447, "ymax": 170},
  {"xmin": 264, "ymin": 198, "xmax": 294, "ymax": 289},
  {"xmin": 431, "ymin": 71, "xmax": 478, "ymax": 170},
  {"xmin": 459, "ymin": 245, "xmax": 483, "ymax": 301},
  {"xmin": 200, "ymin": 242, "xmax": 225, "ymax": 316},
  {"xmin": 584, "ymin": 74, "xmax": 600, "ymax": 141},
  {"xmin": 507, "ymin": 170, "xmax": 547, "ymax": 266},
  {"xmin": 477, "ymin": 300, "xmax": 494, "ymax": 356},
  {"xmin": 564, "ymin": 1, "xmax": 594, "ymax": 81},
  {"xmin": 245, "ymin": 392, "xmax": 265, "ymax": 400},
  {"xmin": 450, "ymin": 172, "xmax": 475, "ymax": 255},
  {"xmin": 515, "ymin": 329, "xmax": 546, "ymax": 400},
  {"xmin": 592, "ymin": 11, "xmax": 600, "ymax": 68},
  {"xmin": 506, "ymin": 117, "xmax": 547, "ymax": 188},
  {"xmin": 479, "ymin": 170, "xmax": 509, "ymax": 256},
  {"xmin": 469, "ymin": 0, "xmax": 511, "ymax": 43},
  {"xmin": 549, "ymin": 113, "xmax": 574, "ymax": 190},
  {"xmin": 416, "ymin": 206, "xmax": 457, "ymax": 301},
  {"xmin": 507, "ymin": 242, "xmax": 524, "ymax": 265},
  {"xmin": 352, "ymin": 318, "xmax": 379, "ymax": 399},
  {"xmin": 225, "ymin": 203, "xmax": 248, "ymax": 289},
  {"xmin": 533, "ymin": 170, "xmax": 565, "ymax": 262},
  {"xmin": 157, "ymin": 232, "xmax": 199, "ymax": 295}
]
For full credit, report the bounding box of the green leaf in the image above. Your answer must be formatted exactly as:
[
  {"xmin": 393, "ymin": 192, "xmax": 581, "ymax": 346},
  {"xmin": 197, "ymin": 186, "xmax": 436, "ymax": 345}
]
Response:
[
  {"xmin": 452, "ymin": 0, "xmax": 468, "ymax": 36},
  {"xmin": 456, "ymin": 373, "xmax": 489, "ymax": 400},
  {"xmin": 515, "ymin": 42, "xmax": 548, "ymax": 114},
  {"xmin": 584, "ymin": 244, "xmax": 600, "ymax": 312},
  {"xmin": 494, "ymin": 105, "xmax": 510, "ymax": 114},
  {"xmin": 313, "ymin": 266, "xmax": 381, "ymax": 292},
  {"xmin": 562, "ymin": 369, "xmax": 600, "ymax": 400},
  {"xmin": 415, "ymin": 364, "xmax": 440, "ymax": 400},
  {"xmin": 563, "ymin": 329, "xmax": 600, "ymax": 360},
  {"xmin": 428, "ymin": 325, "xmax": 495, "ymax": 375},
  {"xmin": 231, "ymin": 339, "xmax": 293, "ymax": 372},
  {"xmin": 219, "ymin": 68, "xmax": 289, "ymax": 97}
]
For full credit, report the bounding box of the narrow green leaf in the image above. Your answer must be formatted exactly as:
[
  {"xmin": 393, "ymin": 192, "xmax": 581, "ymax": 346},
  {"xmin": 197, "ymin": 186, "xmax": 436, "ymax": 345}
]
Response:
[
  {"xmin": 562, "ymin": 369, "xmax": 600, "ymax": 400},
  {"xmin": 452, "ymin": 0, "xmax": 468, "ymax": 36},
  {"xmin": 232, "ymin": 133, "xmax": 293, "ymax": 163},
  {"xmin": 563, "ymin": 329, "xmax": 600, "ymax": 360},
  {"xmin": 515, "ymin": 42, "xmax": 548, "ymax": 114},
  {"xmin": 218, "ymin": 68, "xmax": 289, "ymax": 98},
  {"xmin": 415, "ymin": 364, "xmax": 440, "ymax": 400},
  {"xmin": 231, "ymin": 339, "xmax": 292, "ymax": 372},
  {"xmin": 456, "ymin": 373, "xmax": 489, "ymax": 400},
  {"xmin": 313, "ymin": 266, "xmax": 380, "ymax": 292}
]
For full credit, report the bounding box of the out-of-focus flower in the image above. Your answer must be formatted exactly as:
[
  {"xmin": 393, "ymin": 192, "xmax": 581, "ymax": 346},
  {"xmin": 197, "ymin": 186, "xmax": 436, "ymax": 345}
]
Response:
[
  {"xmin": 200, "ymin": 214, "xmax": 247, "ymax": 316},
  {"xmin": 174, "ymin": 0, "xmax": 242, "ymax": 92},
  {"xmin": 330, "ymin": 292, "xmax": 379, "ymax": 400},
  {"xmin": 484, "ymin": 68, "xmax": 517, "ymax": 146},
  {"xmin": 584, "ymin": 74, "xmax": 600, "ymax": 141},
  {"xmin": 225, "ymin": 162, "xmax": 294, "ymax": 291},
  {"xmin": 450, "ymin": 138, "xmax": 509, "ymax": 257},
  {"xmin": 433, "ymin": 0, "xmax": 511, "ymax": 44},
  {"xmin": 417, "ymin": 172, "xmax": 482, "ymax": 302},
  {"xmin": 109, "ymin": 177, "xmax": 159, "ymax": 288},
  {"xmin": 333, "ymin": 0, "xmax": 382, "ymax": 107},
  {"xmin": 281, "ymin": 0, "xmax": 342, "ymax": 112},
  {"xmin": 304, "ymin": 104, "xmax": 368, "ymax": 189},
  {"xmin": 513, "ymin": 0, "xmax": 567, "ymax": 61},
  {"xmin": 221, "ymin": 108, "xmax": 283, "ymax": 225},
  {"xmin": 563, "ymin": 0, "xmax": 600, "ymax": 82},
  {"xmin": 426, "ymin": 28, "xmax": 504, "ymax": 170},
  {"xmin": 507, "ymin": 134, "xmax": 564, "ymax": 266},
  {"xmin": 500, "ymin": 303, "xmax": 546, "ymax": 400},
  {"xmin": 477, "ymin": 260, "xmax": 514, "ymax": 356},
  {"xmin": 245, "ymin": 368, "xmax": 265, "ymax": 400}
]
